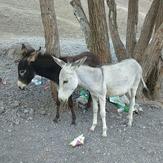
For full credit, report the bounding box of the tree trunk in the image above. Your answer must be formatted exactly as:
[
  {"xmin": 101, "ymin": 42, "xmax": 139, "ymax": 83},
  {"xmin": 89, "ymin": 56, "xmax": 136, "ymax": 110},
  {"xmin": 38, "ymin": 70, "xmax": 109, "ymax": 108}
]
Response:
[
  {"xmin": 133, "ymin": 0, "xmax": 160, "ymax": 63},
  {"xmin": 126, "ymin": 0, "xmax": 138, "ymax": 57},
  {"xmin": 153, "ymin": 56, "xmax": 163, "ymax": 101},
  {"xmin": 137, "ymin": 22, "xmax": 163, "ymax": 99},
  {"xmin": 39, "ymin": 0, "xmax": 60, "ymax": 57},
  {"xmin": 153, "ymin": 0, "xmax": 163, "ymax": 100},
  {"xmin": 155, "ymin": 0, "xmax": 163, "ymax": 32},
  {"xmin": 39, "ymin": 0, "xmax": 60, "ymax": 107},
  {"xmin": 106, "ymin": 0, "xmax": 127, "ymax": 61},
  {"xmin": 88, "ymin": 0, "xmax": 111, "ymax": 63},
  {"xmin": 70, "ymin": 0, "xmax": 91, "ymax": 49}
]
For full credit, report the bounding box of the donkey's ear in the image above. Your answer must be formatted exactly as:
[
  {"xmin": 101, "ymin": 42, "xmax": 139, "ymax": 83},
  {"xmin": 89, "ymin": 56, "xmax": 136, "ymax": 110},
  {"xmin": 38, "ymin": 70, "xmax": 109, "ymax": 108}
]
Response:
[
  {"xmin": 21, "ymin": 44, "xmax": 28, "ymax": 55},
  {"xmin": 73, "ymin": 56, "xmax": 87, "ymax": 68},
  {"xmin": 36, "ymin": 47, "xmax": 41, "ymax": 53},
  {"xmin": 52, "ymin": 56, "xmax": 66, "ymax": 68},
  {"xmin": 27, "ymin": 51, "xmax": 38, "ymax": 63},
  {"xmin": 22, "ymin": 44, "xmax": 26, "ymax": 49}
]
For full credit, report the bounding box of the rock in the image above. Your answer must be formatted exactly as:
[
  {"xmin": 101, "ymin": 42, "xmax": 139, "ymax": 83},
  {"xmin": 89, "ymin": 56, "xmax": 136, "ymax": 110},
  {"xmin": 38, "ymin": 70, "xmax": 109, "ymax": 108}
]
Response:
[
  {"xmin": 0, "ymin": 102, "xmax": 5, "ymax": 114},
  {"xmin": 96, "ymin": 149, "xmax": 101, "ymax": 154},
  {"xmin": 29, "ymin": 108, "xmax": 34, "ymax": 114},
  {"xmin": 23, "ymin": 109, "xmax": 29, "ymax": 114},
  {"xmin": 12, "ymin": 119, "xmax": 20, "ymax": 125},
  {"xmin": 12, "ymin": 100, "xmax": 20, "ymax": 107},
  {"xmin": 27, "ymin": 117, "xmax": 33, "ymax": 121},
  {"xmin": 159, "ymin": 121, "xmax": 163, "ymax": 126},
  {"xmin": 0, "ymin": 106, "xmax": 5, "ymax": 114},
  {"xmin": 17, "ymin": 107, "xmax": 34, "ymax": 119},
  {"xmin": 39, "ymin": 110, "xmax": 47, "ymax": 115},
  {"xmin": 45, "ymin": 147, "xmax": 50, "ymax": 152},
  {"xmin": 7, "ymin": 129, "xmax": 12, "ymax": 133}
]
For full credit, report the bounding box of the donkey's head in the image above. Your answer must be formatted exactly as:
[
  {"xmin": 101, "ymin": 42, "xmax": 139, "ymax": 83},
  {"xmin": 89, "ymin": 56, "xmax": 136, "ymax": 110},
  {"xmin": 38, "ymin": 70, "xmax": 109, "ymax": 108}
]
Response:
[
  {"xmin": 17, "ymin": 44, "xmax": 41, "ymax": 90},
  {"xmin": 53, "ymin": 56, "xmax": 87, "ymax": 103}
]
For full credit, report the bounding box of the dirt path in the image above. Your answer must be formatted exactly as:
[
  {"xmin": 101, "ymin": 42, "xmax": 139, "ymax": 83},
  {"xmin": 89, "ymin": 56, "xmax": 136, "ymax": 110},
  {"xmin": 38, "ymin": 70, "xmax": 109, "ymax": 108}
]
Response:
[{"xmin": 0, "ymin": 37, "xmax": 163, "ymax": 163}]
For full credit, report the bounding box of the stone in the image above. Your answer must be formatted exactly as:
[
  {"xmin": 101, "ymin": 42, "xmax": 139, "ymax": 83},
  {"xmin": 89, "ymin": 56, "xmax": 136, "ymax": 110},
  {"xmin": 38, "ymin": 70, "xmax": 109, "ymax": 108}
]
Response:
[
  {"xmin": 12, "ymin": 100, "xmax": 20, "ymax": 107},
  {"xmin": 0, "ymin": 102, "xmax": 5, "ymax": 114}
]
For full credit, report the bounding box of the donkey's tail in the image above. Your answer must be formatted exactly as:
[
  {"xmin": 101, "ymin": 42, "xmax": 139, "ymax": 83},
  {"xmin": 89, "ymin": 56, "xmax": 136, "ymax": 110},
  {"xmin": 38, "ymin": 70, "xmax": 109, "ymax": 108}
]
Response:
[{"xmin": 141, "ymin": 77, "xmax": 149, "ymax": 91}]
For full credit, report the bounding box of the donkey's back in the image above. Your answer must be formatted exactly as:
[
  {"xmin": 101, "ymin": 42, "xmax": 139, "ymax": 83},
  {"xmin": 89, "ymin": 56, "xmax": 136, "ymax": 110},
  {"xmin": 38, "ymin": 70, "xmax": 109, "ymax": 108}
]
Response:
[
  {"xmin": 60, "ymin": 52, "xmax": 100, "ymax": 67},
  {"xmin": 103, "ymin": 59, "xmax": 142, "ymax": 96}
]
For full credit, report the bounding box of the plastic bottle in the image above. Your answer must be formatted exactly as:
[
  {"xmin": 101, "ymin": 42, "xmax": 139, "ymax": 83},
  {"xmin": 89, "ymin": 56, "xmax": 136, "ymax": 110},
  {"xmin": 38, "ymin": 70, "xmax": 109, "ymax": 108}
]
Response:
[
  {"xmin": 31, "ymin": 75, "xmax": 42, "ymax": 85},
  {"xmin": 117, "ymin": 105, "xmax": 129, "ymax": 113},
  {"xmin": 79, "ymin": 89, "xmax": 89, "ymax": 104},
  {"xmin": 109, "ymin": 96, "xmax": 129, "ymax": 112},
  {"xmin": 77, "ymin": 88, "xmax": 89, "ymax": 110}
]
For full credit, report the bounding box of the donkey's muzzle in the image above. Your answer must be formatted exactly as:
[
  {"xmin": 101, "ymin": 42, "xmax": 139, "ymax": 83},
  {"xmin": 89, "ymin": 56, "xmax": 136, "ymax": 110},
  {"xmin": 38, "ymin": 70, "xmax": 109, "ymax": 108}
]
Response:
[
  {"xmin": 18, "ymin": 86, "xmax": 25, "ymax": 90},
  {"xmin": 59, "ymin": 98, "xmax": 68, "ymax": 107},
  {"xmin": 17, "ymin": 80, "xmax": 27, "ymax": 90}
]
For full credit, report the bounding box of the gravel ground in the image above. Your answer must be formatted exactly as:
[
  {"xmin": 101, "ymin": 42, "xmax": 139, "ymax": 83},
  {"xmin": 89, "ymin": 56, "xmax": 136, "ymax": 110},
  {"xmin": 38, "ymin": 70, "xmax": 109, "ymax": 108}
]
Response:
[
  {"xmin": 0, "ymin": 1, "xmax": 162, "ymax": 162},
  {"xmin": 0, "ymin": 38, "xmax": 163, "ymax": 163}
]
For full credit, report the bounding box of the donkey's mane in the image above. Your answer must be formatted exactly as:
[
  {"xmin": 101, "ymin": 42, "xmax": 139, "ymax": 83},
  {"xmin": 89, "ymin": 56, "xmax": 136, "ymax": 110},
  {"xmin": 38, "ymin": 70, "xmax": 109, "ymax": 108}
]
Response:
[{"xmin": 34, "ymin": 51, "xmax": 101, "ymax": 67}]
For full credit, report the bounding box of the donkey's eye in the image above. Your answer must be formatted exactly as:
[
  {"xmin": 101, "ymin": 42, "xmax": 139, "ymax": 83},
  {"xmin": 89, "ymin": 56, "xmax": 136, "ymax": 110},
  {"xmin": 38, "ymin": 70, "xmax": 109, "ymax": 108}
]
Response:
[
  {"xmin": 63, "ymin": 80, "xmax": 68, "ymax": 84},
  {"xmin": 19, "ymin": 70, "xmax": 26, "ymax": 76}
]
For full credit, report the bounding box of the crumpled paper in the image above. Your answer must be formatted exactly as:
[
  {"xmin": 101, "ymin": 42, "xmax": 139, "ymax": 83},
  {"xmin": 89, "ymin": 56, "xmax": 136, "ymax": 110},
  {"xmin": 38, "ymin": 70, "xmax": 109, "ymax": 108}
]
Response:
[{"xmin": 69, "ymin": 134, "xmax": 85, "ymax": 147}]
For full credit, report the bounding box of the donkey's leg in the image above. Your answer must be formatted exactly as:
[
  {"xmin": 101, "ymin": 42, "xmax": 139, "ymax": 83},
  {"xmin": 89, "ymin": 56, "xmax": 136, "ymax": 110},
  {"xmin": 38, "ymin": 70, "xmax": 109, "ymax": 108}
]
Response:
[
  {"xmin": 86, "ymin": 92, "xmax": 92, "ymax": 109},
  {"xmin": 128, "ymin": 88, "xmax": 137, "ymax": 127},
  {"xmin": 50, "ymin": 81, "xmax": 60, "ymax": 123},
  {"xmin": 90, "ymin": 96, "xmax": 98, "ymax": 131},
  {"xmin": 128, "ymin": 90, "xmax": 131, "ymax": 99},
  {"xmin": 68, "ymin": 95, "xmax": 76, "ymax": 125},
  {"xmin": 128, "ymin": 90, "xmax": 138, "ymax": 113},
  {"xmin": 99, "ymin": 96, "xmax": 107, "ymax": 137},
  {"xmin": 53, "ymin": 96, "xmax": 60, "ymax": 123}
]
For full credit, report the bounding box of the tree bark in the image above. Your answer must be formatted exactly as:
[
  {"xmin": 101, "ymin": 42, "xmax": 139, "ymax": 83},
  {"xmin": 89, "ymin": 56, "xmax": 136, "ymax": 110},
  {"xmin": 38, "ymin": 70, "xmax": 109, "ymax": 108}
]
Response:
[
  {"xmin": 70, "ymin": 0, "xmax": 91, "ymax": 49},
  {"xmin": 153, "ymin": 0, "xmax": 163, "ymax": 100},
  {"xmin": 153, "ymin": 56, "xmax": 163, "ymax": 101},
  {"xmin": 39, "ymin": 0, "xmax": 60, "ymax": 57},
  {"xmin": 39, "ymin": 0, "xmax": 60, "ymax": 107},
  {"xmin": 88, "ymin": 0, "xmax": 111, "ymax": 64},
  {"xmin": 137, "ymin": 22, "xmax": 163, "ymax": 98},
  {"xmin": 142, "ymin": 22, "xmax": 163, "ymax": 78},
  {"xmin": 106, "ymin": 0, "xmax": 127, "ymax": 61},
  {"xmin": 126, "ymin": 0, "xmax": 138, "ymax": 57},
  {"xmin": 155, "ymin": 0, "xmax": 163, "ymax": 32},
  {"xmin": 133, "ymin": 0, "xmax": 160, "ymax": 63}
]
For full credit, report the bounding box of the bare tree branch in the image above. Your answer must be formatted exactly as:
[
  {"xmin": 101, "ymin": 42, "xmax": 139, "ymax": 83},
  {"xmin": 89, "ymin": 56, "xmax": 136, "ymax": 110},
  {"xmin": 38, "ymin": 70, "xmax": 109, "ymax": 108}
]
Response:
[
  {"xmin": 155, "ymin": 0, "xmax": 163, "ymax": 32},
  {"xmin": 70, "ymin": 0, "xmax": 91, "ymax": 49},
  {"xmin": 106, "ymin": 0, "xmax": 127, "ymax": 61},
  {"xmin": 137, "ymin": 22, "xmax": 163, "ymax": 98},
  {"xmin": 152, "ymin": 0, "xmax": 163, "ymax": 100},
  {"xmin": 153, "ymin": 56, "xmax": 163, "ymax": 100},
  {"xmin": 142, "ymin": 22, "xmax": 163, "ymax": 80},
  {"xmin": 126, "ymin": 0, "xmax": 138, "ymax": 57},
  {"xmin": 133, "ymin": 0, "xmax": 160, "ymax": 62}
]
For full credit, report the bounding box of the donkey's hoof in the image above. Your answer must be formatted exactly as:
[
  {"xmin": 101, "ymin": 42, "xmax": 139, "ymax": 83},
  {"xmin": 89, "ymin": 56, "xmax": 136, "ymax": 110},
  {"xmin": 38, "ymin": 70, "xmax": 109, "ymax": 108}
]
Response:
[
  {"xmin": 90, "ymin": 128, "xmax": 94, "ymax": 132},
  {"xmin": 90, "ymin": 126, "xmax": 96, "ymax": 132},
  {"xmin": 102, "ymin": 133, "xmax": 107, "ymax": 137},
  {"xmin": 102, "ymin": 128, "xmax": 107, "ymax": 137},
  {"xmin": 53, "ymin": 118, "xmax": 59, "ymax": 123},
  {"xmin": 128, "ymin": 121, "xmax": 132, "ymax": 127},
  {"xmin": 71, "ymin": 121, "xmax": 76, "ymax": 125}
]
